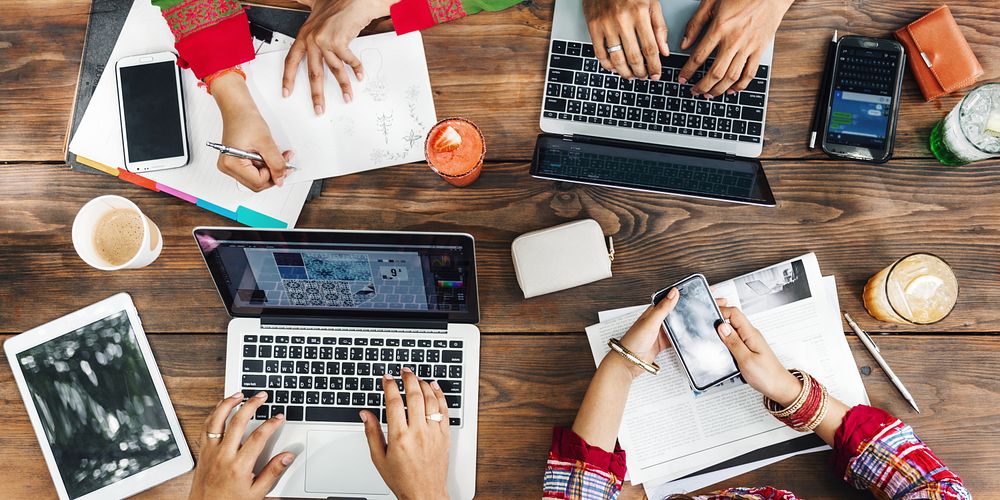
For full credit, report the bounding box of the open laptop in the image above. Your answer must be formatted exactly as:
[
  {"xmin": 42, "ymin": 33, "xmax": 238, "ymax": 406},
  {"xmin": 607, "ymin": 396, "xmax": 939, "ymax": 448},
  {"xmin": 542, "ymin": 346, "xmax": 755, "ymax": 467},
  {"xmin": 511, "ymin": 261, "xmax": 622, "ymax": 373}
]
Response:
[
  {"xmin": 194, "ymin": 227, "xmax": 480, "ymax": 499},
  {"xmin": 534, "ymin": 0, "xmax": 777, "ymax": 206}
]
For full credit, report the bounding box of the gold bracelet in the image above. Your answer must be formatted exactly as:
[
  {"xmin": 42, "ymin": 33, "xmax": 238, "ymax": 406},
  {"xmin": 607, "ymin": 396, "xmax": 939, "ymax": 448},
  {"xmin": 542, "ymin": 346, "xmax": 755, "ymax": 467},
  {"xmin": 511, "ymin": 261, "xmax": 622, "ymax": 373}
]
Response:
[
  {"xmin": 607, "ymin": 338, "xmax": 660, "ymax": 375},
  {"xmin": 765, "ymin": 369, "xmax": 810, "ymax": 418}
]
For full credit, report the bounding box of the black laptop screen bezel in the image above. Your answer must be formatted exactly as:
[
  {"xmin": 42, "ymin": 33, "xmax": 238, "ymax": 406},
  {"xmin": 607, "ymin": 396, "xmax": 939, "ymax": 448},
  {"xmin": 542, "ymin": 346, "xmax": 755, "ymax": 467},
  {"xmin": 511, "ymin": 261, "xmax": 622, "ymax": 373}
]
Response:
[
  {"xmin": 530, "ymin": 134, "xmax": 776, "ymax": 207},
  {"xmin": 193, "ymin": 227, "xmax": 480, "ymax": 324}
]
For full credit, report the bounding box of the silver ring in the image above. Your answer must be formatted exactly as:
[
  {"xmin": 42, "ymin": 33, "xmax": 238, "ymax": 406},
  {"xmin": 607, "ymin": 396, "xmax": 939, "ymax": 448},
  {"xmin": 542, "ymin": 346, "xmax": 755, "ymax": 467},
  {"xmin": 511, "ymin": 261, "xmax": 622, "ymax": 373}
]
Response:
[
  {"xmin": 206, "ymin": 432, "xmax": 224, "ymax": 439},
  {"xmin": 426, "ymin": 412, "xmax": 444, "ymax": 422},
  {"xmin": 607, "ymin": 44, "xmax": 623, "ymax": 53}
]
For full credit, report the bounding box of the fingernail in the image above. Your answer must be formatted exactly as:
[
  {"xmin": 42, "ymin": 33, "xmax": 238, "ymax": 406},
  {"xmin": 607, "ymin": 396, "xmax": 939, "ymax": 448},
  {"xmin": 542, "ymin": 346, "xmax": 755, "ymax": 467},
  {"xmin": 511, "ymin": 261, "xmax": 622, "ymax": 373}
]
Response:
[
  {"xmin": 668, "ymin": 288, "xmax": 679, "ymax": 299},
  {"xmin": 282, "ymin": 87, "xmax": 289, "ymax": 98},
  {"xmin": 704, "ymin": 94, "xmax": 713, "ymax": 99},
  {"xmin": 287, "ymin": 150, "xmax": 295, "ymax": 160},
  {"xmin": 402, "ymin": 366, "xmax": 413, "ymax": 373},
  {"xmin": 721, "ymin": 324, "xmax": 734, "ymax": 336},
  {"xmin": 343, "ymin": 93, "xmax": 352, "ymax": 103},
  {"xmin": 359, "ymin": 411, "xmax": 368, "ymax": 423},
  {"xmin": 357, "ymin": 70, "xmax": 364, "ymax": 81},
  {"xmin": 678, "ymin": 77, "xmax": 687, "ymax": 85},
  {"xmin": 430, "ymin": 380, "xmax": 441, "ymax": 391},
  {"xmin": 682, "ymin": 36, "xmax": 689, "ymax": 47},
  {"xmin": 274, "ymin": 413, "xmax": 285, "ymax": 421},
  {"xmin": 275, "ymin": 177, "xmax": 285, "ymax": 187},
  {"xmin": 728, "ymin": 90, "xmax": 736, "ymax": 95},
  {"xmin": 314, "ymin": 104, "xmax": 323, "ymax": 115},
  {"xmin": 281, "ymin": 454, "xmax": 294, "ymax": 466},
  {"xmin": 384, "ymin": 373, "xmax": 394, "ymax": 381},
  {"xmin": 255, "ymin": 391, "xmax": 268, "ymax": 399},
  {"xmin": 652, "ymin": 74, "xmax": 660, "ymax": 81},
  {"xmin": 230, "ymin": 391, "xmax": 243, "ymax": 399}
]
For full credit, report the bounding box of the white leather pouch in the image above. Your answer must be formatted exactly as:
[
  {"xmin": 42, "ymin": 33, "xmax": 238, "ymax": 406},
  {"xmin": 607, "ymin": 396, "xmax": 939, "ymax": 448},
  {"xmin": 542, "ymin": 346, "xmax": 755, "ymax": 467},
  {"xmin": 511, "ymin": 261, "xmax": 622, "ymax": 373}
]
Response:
[{"xmin": 511, "ymin": 219, "xmax": 613, "ymax": 298}]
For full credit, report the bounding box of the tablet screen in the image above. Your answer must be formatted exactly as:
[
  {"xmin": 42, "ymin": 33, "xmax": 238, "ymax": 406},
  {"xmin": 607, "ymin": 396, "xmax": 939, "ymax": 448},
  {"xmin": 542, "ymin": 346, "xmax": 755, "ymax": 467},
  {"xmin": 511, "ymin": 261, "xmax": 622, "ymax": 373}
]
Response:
[{"xmin": 16, "ymin": 311, "xmax": 180, "ymax": 499}]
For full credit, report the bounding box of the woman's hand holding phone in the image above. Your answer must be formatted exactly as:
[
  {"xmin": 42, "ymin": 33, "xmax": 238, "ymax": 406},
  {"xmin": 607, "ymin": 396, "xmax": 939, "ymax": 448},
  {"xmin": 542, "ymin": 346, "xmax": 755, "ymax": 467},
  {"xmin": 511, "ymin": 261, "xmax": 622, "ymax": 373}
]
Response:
[
  {"xmin": 614, "ymin": 288, "xmax": 679, "ymax": 379},
  {"xmin": 716, "ymin": 306, "xmax": 802, "ymax": 406}
]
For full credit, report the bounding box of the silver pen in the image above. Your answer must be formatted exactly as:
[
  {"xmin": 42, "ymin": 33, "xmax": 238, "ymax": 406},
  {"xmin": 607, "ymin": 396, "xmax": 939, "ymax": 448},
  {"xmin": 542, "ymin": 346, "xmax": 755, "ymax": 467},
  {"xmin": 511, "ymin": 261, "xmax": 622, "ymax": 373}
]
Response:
[
  {"xmin": 844, "ymin": 313, "xmax": 920, "ymax": 412},
  {"xmin": 206, "ymin": 142, "xmax": 296, "ymax": 170}
]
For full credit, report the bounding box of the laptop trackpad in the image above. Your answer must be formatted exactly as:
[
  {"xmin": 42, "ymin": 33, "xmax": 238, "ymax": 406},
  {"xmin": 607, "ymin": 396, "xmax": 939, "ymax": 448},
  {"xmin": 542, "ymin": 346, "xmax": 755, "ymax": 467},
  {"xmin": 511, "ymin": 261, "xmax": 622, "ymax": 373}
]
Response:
[{"xmin": 305, "ymin": 430, "xmax": 391, "ymax": 496}]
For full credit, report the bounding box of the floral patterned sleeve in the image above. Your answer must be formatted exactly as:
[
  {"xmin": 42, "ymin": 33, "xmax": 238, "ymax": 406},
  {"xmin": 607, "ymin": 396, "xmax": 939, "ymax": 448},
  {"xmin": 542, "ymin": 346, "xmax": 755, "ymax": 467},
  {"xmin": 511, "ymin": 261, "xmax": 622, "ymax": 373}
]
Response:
[
  {"xmin": 150, "ymin": 0, "xmax": 255, "ymax": 79},
  {"xmin": 390, "ymin": 0, "xmax": 524, "ymax": 34},
  {"xmin": 542, "ymin": 427, "xmax": 627, "ymax": 500}
]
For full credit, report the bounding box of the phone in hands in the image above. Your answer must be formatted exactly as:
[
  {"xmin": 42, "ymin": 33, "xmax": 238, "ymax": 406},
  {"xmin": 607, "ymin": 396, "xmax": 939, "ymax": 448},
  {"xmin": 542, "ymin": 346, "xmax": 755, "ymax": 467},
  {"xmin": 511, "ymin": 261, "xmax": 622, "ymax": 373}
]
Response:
[{"xmin": 652, "ymin": 274, "xmax": 740, "ymax": 391}]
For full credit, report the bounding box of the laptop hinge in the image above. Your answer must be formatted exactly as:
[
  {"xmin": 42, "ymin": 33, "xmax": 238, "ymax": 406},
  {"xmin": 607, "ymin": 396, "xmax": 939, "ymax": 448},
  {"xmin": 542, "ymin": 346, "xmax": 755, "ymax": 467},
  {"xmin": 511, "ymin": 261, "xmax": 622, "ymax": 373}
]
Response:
[{"xmin": 260, "ymin": 315, "xmax": 448, "ymax": 331}]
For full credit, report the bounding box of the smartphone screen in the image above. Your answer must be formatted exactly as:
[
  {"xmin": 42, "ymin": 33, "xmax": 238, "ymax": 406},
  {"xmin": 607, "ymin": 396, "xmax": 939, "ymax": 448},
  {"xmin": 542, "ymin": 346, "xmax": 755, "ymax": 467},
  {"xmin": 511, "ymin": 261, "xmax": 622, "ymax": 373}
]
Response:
[
  {"xmin": 657, "ymin": 275, "xmax": 739, "ymax": 390},
  {"xmin": 119, "ymin": 61, "xmax": 185, "ymax": 163},
  {"xmin": 824, "ymin": 44, "xmax": 901, "ymax": 150}
]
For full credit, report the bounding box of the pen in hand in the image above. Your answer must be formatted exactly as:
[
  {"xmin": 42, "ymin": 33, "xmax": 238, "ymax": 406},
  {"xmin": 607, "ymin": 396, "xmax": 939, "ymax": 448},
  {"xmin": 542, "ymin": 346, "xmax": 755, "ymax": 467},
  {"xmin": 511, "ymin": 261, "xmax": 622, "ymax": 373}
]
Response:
[{"xmin": 206, "ymin": 141, "xmax": 297, "ymax": 171}]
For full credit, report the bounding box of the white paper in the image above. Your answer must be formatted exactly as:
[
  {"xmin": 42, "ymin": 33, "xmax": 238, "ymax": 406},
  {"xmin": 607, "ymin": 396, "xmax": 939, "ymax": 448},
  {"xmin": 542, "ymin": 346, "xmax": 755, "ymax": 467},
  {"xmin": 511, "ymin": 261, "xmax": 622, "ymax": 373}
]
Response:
[
  {"xmin": 68, "ymin": 0, "xmax": 313, "ymax": 227},
  {"xmin": 585, "ymin": 254, "xmax": 869, "ymax": 484},
  {"xmin": 249, "ymin": 31, "xmax": 437, "ymax": 183}
]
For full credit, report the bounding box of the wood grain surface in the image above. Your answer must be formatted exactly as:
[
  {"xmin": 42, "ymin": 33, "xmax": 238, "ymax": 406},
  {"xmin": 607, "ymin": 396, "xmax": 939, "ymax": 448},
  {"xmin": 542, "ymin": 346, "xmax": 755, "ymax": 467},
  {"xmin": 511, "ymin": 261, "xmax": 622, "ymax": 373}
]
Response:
[
  {"xmin": 1, "ymin": 0, "xmax": 998, "ymax": 162},
  {"xmin": 2, "ymin": 0, "xmax": 999, "ymax": 498},
  {"xmin": 3, "ymin": 159, "xmax": 999, "ymax": 335},
  {"xmin": 0, "ymin": 334, "xmax": 996, "ymax": 499}
]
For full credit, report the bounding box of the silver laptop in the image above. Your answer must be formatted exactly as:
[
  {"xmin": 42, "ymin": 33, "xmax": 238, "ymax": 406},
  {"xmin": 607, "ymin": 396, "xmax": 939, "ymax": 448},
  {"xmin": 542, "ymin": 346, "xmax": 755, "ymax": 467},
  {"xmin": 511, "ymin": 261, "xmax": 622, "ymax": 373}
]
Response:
[
  {"xmin": 194, "ymin": 227, "xmax": 480, "ymax": 499},
  {"xmin": 541, "ymin": 0, "xmax": 775, "ymax": 157}
]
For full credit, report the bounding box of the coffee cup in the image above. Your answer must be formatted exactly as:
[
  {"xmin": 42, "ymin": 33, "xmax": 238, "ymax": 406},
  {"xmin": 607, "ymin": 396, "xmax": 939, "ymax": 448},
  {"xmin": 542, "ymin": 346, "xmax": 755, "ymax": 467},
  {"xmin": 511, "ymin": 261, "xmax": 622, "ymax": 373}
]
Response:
[{"xmin": 72, "ymin": 195, "xmax": 162, "ymax": 271}]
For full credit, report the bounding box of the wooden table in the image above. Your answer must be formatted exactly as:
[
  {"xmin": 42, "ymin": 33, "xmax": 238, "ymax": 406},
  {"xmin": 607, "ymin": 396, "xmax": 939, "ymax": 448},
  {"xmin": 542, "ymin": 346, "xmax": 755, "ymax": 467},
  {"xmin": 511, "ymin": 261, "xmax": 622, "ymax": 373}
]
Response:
[{"xmin": 1, "ymin": 1, "xmax": 998, "ymax": 498}]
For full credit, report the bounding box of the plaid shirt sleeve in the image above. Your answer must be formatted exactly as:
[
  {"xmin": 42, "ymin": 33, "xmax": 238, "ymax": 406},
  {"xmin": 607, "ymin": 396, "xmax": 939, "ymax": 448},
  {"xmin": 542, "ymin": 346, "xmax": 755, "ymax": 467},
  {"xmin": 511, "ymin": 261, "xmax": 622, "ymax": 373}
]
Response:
[
  {"xmin": 542, "ymin": 427, "xmax": 627, "ymax": 500},
  {"xmin": 835, "ymin": 405, "xmax": 971, "ymax": 499}
]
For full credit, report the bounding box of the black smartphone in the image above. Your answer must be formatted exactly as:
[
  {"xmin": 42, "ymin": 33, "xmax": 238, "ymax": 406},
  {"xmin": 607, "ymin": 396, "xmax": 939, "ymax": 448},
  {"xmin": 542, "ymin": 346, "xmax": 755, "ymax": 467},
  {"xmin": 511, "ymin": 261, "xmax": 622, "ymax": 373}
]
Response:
[
  {"xmin": 820, "ymin": 36, "xmax": 905, "ymax": 163},
  {"xmin": 652, "ymin": 274, "xmax": 740, "ymax": 391}
]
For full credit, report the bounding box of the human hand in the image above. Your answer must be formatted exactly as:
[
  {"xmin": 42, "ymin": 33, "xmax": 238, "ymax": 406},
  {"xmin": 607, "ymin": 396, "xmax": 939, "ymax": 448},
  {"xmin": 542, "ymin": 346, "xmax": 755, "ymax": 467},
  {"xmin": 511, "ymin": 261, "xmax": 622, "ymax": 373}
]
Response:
[
  {"xmin": 583, "ymin": 0, "xmax": 670, "ymax": 80},
  {"xmin": 716, "ymin": 306, "xmax": 801, "ymax": 406},
  {"xmin": 188, "ymin": 391, "xmax": 295, "ymax": 500},
  {"xmin": 678, "ymin": 0, "xmax": 793, "ymax": 98},
  {"xmin": 361, "ymin": 368, "xmax": 450, "ymax": 500},
  {"xmin": 610, "ymin": 287, "xmax": 680, "ymax": 378},
  {"xmin": 282, "ymin": 0, "xmax": 394, "ymax": 113},
  {"xmin": 211, "ymin": 73, "xmax": 292, "ymax": 191}
]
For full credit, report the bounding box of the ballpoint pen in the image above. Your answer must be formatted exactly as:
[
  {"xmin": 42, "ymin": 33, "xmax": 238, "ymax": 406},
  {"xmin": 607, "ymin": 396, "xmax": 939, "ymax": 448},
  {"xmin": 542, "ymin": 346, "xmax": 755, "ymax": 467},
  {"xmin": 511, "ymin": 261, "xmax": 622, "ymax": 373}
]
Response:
[
  {"xmin": 808, "ymin": 30, "xmax": 838, "ymax": 149},
  {"xmin": 206, "ymin": 141, "xmax": 296, "ymax": 170},
  {"xmin": 844, "ymin": 313, "xmax": 920, "ymax": 412}
]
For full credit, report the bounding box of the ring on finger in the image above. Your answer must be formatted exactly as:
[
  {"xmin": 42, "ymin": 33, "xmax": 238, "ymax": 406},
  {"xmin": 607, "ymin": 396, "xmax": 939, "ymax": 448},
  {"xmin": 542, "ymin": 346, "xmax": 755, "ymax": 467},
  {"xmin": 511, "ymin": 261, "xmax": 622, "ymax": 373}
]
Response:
[
  {"xmin": 206, "ymin": 432, "xmax": 224, "ymax": 439},
  {"xmin": 607, "ymin": 44, "xmax": 624, "ymax": 53},
  {"xmin": 426, "ymin": 412, "xmax": 444, "ymax": 422}
]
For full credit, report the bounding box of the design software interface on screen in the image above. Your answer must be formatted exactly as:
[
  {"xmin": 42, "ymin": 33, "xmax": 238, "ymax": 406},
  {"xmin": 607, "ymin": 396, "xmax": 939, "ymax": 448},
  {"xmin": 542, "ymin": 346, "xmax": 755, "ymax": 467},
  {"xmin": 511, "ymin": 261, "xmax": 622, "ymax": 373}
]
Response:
[{"xmin": 214, "ymin": 241, "xmax": 470, "ymax": 313}]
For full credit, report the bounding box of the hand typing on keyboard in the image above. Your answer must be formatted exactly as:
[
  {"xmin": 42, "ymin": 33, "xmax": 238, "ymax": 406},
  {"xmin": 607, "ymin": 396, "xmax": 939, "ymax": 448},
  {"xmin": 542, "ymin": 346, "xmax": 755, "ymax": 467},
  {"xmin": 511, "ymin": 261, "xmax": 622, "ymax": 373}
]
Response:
[
  {"xmin": 583, "ymin": 0, "xmax": 671, "ymax": 80},
  {"xmin": 361, "ymin": 368, "xmax": 451, "ymax": 500},
  {"xmin": 678, "ymin": 0, "xmax": 794, "ymax": 98},
  {"xmin": 188, "ymin": 391, "xmax": 295, "ymax": 500}
]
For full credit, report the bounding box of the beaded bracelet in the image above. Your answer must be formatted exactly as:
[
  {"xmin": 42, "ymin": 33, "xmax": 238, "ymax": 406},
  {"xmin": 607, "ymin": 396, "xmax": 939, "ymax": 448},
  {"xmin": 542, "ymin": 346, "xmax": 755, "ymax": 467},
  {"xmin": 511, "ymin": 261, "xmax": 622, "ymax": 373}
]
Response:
[
  {"xmin": 763, "ymin": 369, "xmax": 829, "ymax": 432},
  {"xmin": 201, "ymin": 66, "xmax": 247, "ymax": 95}
]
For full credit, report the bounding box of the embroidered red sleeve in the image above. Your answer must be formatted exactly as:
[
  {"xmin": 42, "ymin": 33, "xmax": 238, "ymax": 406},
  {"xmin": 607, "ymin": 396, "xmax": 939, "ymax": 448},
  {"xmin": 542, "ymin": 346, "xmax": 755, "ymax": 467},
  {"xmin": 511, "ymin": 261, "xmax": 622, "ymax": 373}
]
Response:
[
  {"xmin": 391, "ymin": 0, "xmax": 468, "ymax": 35},
  {"xmin": 154, "ymin": 0, "xmax": 255, "ymax": 80},
  {"xmin": 831, "ymin": 405, "xmax": 895, "ymax": 476}
]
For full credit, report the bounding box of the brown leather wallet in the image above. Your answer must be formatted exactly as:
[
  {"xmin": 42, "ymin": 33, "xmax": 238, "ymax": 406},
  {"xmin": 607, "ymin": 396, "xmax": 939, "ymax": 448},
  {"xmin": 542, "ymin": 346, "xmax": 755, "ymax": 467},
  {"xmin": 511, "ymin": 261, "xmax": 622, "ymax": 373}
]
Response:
[{"xmin": 895, "ymin": 5, "xmax": 983, "ymax": 101}]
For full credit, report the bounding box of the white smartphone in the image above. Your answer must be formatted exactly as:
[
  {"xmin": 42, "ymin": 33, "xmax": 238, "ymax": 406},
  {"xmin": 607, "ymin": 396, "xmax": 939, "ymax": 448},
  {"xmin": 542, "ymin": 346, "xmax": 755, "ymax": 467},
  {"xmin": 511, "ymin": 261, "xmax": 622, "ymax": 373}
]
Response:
[{"xmin": 116, "ymin": 52, "xmax": 189, "ymax": 172}]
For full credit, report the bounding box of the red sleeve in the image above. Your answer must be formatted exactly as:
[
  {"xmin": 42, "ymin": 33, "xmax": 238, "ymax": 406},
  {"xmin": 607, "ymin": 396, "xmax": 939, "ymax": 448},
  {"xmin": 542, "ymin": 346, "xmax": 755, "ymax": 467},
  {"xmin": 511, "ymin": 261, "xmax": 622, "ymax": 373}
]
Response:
[
  {"xmin": 550, "ymin": 427, "xmax": 628, "ymax": 480},
  {"xmin": 390, "ymin": 0, "xmax": 439, "ymax": 34},
  {"xmin": 174, "ymin": 12, "xmax": 255, "ymax": 80},
  {"xmin": 831, "ymin": 405, "xmax": 896, "ymax": 476}
]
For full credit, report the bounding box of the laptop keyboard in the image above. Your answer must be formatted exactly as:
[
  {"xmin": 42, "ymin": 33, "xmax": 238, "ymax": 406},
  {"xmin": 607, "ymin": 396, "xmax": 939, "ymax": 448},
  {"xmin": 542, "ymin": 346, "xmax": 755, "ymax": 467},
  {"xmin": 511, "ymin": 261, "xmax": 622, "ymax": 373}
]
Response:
[
  {"xmin": 240, "ymin": 334, "xmax": 464, "ymax": 426},
  {"xmin": 544, "ymin": 39, "xmax": 768, "ymax": 143},
  {"xmin": 535, "ymin": 149, "xmax": 756, "ymax": 198}
]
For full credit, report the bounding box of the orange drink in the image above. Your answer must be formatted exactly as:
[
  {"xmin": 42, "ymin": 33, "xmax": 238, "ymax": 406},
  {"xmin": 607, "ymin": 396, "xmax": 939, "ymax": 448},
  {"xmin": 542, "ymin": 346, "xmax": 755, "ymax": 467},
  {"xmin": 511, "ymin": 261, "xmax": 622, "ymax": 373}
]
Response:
[
  {"xmin": 863, "ymin": 253, "xmax": 958, "ymax": 324},
  {"xmin": 425, "ymin": 117, "xmax": 486, "ymax": 187}
]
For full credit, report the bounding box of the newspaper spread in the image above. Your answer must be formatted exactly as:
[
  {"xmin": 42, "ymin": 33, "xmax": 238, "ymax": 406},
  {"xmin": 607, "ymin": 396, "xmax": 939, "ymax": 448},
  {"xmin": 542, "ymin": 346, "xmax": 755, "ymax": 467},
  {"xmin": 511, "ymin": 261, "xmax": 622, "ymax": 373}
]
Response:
[{"xmin": 584, "ymin": 253, "xmax": 869, "ymax": 485}]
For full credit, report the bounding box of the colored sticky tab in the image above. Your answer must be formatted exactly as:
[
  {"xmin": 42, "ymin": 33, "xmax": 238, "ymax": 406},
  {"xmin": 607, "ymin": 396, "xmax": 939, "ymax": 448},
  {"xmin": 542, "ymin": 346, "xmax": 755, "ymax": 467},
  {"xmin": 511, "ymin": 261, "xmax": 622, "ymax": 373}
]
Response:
[
  {"xmin": 156, "ymin": 183, "xmax": 197, "ymax": 204},
  {"xmin": 237, "ymin": 206, "xmax": 288, "ymax": 228},
  {"xmin": 196, "ymin": 199, "xmax": 239, "ymax": 221},
  {"xmin": 117, "ymin": 169, "xmax": 159, "ymax": 191},
  {"xmin": 74, "ymin": 156, "xmax": 121, "ymax": 176}
]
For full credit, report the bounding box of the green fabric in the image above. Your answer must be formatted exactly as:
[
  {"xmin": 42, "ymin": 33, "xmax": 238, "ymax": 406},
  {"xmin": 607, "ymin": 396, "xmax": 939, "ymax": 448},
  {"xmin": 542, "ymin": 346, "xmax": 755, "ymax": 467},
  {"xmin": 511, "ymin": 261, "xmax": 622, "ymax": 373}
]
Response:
[
  {"xmin": 460, "ymin": 0, "xmax": 524, "ymax": 15},
  {"xmin": 150, "ymin": 0, "xmax": 185, "ymax": 11}
]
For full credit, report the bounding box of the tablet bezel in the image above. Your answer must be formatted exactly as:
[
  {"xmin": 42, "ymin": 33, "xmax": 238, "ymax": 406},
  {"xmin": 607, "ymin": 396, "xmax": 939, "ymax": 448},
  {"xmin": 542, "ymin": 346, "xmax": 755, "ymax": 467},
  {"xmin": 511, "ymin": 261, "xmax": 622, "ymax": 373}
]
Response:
[{"xmin": 3, "ymin": 293, "xmax": 194, "ymax": 500}]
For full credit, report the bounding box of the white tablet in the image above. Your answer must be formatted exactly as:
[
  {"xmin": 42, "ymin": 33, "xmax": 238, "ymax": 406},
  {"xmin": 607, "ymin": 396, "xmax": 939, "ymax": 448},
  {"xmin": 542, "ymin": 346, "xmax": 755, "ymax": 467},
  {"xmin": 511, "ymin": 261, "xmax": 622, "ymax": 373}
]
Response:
[{"xmin": 4, "ymin": 293, "xmax": 193, "ymax": 500}]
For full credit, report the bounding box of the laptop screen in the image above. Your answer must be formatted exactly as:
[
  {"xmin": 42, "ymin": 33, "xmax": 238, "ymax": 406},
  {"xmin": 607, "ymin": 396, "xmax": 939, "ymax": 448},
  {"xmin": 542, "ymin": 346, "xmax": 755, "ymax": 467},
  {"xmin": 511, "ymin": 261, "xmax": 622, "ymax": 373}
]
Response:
[{"xmin": 193, "ymin": 228, "xmax": 478, "ymax": 323}]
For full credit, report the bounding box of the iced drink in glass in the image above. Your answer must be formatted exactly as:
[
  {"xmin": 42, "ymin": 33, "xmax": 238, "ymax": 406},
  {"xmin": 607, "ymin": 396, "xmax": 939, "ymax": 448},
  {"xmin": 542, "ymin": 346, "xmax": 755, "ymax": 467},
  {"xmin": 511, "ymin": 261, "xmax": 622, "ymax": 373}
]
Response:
[
  {"xmin": 425, "ymin": 117, "xmax": 486, "ymax": 187},
  {"xmin": 929, "ymin": 83, "xmax": 1000, "ymax": 165},
  {"xmin": 863, "ymin": 253, "xmax": 958, "ymax": 324}
]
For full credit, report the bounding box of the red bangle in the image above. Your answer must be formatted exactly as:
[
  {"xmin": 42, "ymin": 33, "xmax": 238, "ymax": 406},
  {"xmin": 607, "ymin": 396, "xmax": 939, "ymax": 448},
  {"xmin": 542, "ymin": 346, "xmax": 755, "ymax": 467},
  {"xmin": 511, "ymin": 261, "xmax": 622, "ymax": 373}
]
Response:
[
  {"xmin": 200, "ymin": 66, "xmax": 246, "ymax": 95},
  {"xmin": 764, "ymin": 369, "xmax": 829, "ymax": 432}
]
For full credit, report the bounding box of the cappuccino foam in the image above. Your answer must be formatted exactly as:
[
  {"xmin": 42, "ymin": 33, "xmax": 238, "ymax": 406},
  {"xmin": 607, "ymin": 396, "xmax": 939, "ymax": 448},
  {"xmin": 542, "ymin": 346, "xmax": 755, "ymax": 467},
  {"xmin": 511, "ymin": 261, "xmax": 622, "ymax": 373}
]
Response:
[{"xmin": 93, "ymin": 209, "xmax": 144, "ymax": 266}]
